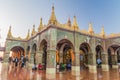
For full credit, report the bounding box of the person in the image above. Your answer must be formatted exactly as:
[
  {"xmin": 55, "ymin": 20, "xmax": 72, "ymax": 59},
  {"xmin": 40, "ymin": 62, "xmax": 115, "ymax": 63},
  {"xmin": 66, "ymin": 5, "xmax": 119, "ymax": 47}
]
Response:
[
  {"xmin": 56, "ymin": 63, "xmax": 60, "ymax": 72},
  {"xmin": 60, "ymin": 63, "xmax": 65, "ymax": 71},
  {"xmin": 32, "ymin": 64, "xmax": 37, "ymax": 70},
  {"xmin": 12, "ymin": 57, "xmax": 15, "ymax": 63},
  {"xmin": 56, "ymin": 63, "xmax": 60, "ymax": 70},
  {"xmin": 38, "ymin": 63, "xmax": 43, "ymax": 70},
  {"xmin": 97, "ymin": 58, "xmax": 102, "ymax": 68},
  {"xmin": 21, "ymin": 55, "xmax": 26, "ymax": 68},
  {"xmin": 66, "ymin": 63, "xmax": 71, "ymax": 71},
  {"xmin": 15, "ymin": 57, "xmax": 19, "ymax": 67}
]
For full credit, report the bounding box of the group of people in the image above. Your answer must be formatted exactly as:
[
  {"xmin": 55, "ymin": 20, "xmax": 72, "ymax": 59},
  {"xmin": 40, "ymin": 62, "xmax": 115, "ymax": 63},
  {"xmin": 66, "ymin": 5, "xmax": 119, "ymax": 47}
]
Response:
[
  {"xmin": 32, "ymin": 63, "xmax": 43, "ymax": 70},
  {"xmin": 32, "ymin": 63, "xmax": 71, "ymax": 72},
  {"xmin": 56, "ymin": 63, "xmax": 71, "ymax": 71},
  {"xmin": 9, "ymin": 55, "xmax": 26, "ymax": 69}
]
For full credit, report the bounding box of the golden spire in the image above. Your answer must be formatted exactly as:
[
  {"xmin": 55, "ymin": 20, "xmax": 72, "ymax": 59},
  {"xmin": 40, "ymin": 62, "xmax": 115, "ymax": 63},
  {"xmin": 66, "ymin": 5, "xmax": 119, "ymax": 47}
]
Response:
[
  {"xmin": 38, "ymin": 18, "xmax": 43, "ymax": 32},
  {"xmin": 31, "ymin": 25, "xmax": 36, "ymax": 36},
  {"xmin": 48, "ymin": 5, "xmax": 57, "ymax": 25},
  {"xmin": 88, "ymin": 22, "xmax": 94, "ymax": 34},
  {"xmin": 67, "ymin": 17, "xmax": 71, "ymax": 27},
  {"xmin": 26, "ymin": 29, "xmax": 30, "ymax": 40},
  {"xmin": 7, "ymin": 25, "xmax": 13, "ymax": 38},
  {"xmin": 100, "ymin": 26, "xmax": 105, "ymax": 37},
  {"xmin": 72, "ymin": 16, "xmax": 79, "ymax": 30}
]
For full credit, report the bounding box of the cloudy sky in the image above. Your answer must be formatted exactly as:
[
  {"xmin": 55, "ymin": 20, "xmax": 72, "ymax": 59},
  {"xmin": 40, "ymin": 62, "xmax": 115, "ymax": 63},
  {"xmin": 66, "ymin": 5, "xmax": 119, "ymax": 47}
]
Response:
[{"xmin": 0, "ymin": 0, "xmax": 120, "ymax": 45}]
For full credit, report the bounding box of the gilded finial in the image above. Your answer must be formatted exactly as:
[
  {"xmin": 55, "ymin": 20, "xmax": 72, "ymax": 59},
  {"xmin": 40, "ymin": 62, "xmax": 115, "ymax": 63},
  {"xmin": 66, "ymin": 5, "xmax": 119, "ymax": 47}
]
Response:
[
  {"xmin": 67, "ymin": 17, "xmax": 71, "ymax": 27},
  {"xmin": 52, "ymin": 5, "xmax": 54, "ymax": 12},
  {"xmin": 38, "ymin": 18, "xmax": 43, "ymax": 32},
  {"xmin": 48, "ymin": 5, "xmax": 57, "ymax": 25},
  {"xmin": 26, "ymin": 29, "xmax": 30, "ymax": 40},
  {"xmin": 72, "ymin": 16, "xmax": 79, "ymax": 30},
  {"xmin": 88, "ymin": 22, "xmax": 94, "ymax": 35},
  {"xmin": 100, "ymin": 26, "xmax": 105, "ymax": 38},
  {"xmin": 31, "ymin": 25, "xmax": 36, "ymax": 36},
  {"xmin": 7, "ymin": 25, "xmax": 13, "ymax": 38}
]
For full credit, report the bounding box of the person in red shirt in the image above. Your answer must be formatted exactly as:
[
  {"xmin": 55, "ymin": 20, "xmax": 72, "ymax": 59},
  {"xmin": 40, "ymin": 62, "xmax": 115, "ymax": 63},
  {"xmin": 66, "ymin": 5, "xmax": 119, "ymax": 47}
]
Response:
[{"xmin": 38, "ymin": 63, "xmax": 43, "ymax": 70}]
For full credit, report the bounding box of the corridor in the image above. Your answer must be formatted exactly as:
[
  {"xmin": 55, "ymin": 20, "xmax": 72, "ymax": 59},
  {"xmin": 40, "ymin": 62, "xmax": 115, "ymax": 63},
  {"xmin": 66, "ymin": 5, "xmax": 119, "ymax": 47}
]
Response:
[{"xmin": 0, "ymin": 63, "xmax": 120, "ymax": 80}]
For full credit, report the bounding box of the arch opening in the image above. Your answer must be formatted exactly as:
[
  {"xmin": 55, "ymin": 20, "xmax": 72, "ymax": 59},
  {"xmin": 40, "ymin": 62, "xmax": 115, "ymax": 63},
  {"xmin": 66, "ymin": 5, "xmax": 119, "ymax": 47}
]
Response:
[
  {"xmin": 108, "ymin": 45, "xmax": 119, "ymax": 68},
  {"xmin": 31, "ymin": 44, "xmax": 37, "ymax": 64},
  {"xmin": 10, "ymin": 46, "xmax": 25, "ymax": 59},
  {"xmin": 39, "ymin": 39, "xmax": 47, "ymax": 70},
  {"xmin": 26, "ymin": 46, "xmax": 30, "ymax": 61},
  {"xmin": 56, "ymin": 39, "xmax": 74, "ymax": 70},
  {"xmin": 9, "ymin": 46, "xmax": 25, "ymax": 67},
  {"xmin": 96, "ymin": 45, "xmax": 103, "ymax": 68},
  {"xmin": 79, "ymin": 42, "xmax": 91, "ymax": 69}
]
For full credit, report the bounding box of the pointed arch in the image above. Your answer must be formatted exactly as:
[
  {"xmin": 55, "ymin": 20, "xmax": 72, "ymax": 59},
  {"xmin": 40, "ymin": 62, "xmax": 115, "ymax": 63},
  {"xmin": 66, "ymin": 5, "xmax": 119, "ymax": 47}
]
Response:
[
  {"xmin": 108, "ymin": 45, "xmax": 120, "ymax": 68},
  {"xmin": 96, "ymin": 45, "xmax": 104, "ymax": 58},
  {"xmin": 39, "ymin": 39, "xmax": 47, "ymax": 51},
  {"xmin": 80, "ymin": 42, "xmax": 91, "ymax": 54},
  {"xmin": 26, "ymin": 46, "xmax": 30, "ymax": 61},
  {"xmin": 56, "ymin": 39, "xmax": 74, "ymax": 65},
  {"xmin": 31, "ymin": 43, "xmax": 37, "ymax": 64},
  {"xmin": 10, "ymin": 46, "xmax": 25, "ymax": 59},
  {"xmin": 39, "ymin": 39, "xmax": 47, "ymax": 70},
  {"xmin": 79, "ymin": 42, "xmax": 91, "ymax": 68},
  {"xmin": 96, "ymin": 45, "xmax": 104, "ymax": 67}
]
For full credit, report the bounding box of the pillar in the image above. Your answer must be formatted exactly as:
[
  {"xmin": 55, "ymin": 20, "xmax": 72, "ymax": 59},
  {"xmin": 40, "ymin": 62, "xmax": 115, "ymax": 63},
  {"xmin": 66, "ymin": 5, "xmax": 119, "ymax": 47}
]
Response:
[
  {"xmin": 36, "ymin": 51, "xmax": 42, "ymax": 65},
  {"xmin": 72, "ymin": 52, "xmax": 80, "ymax": 76},
  {"xmin": 3, "ymin": 53, "xmax": 9, "ymax": 62},
  {"xmin": 101, "ymin": 52, "xmax": 109, "ymax": 71},
  {"xmin": 112, "ymin": 54, "xmax": 118, "ymax": 69},
  {"xmin": 46, "ymin": 49, "xmax": 56, "ymax": 79},
  {"xmin": 29, "ymin": 50, "xmax": 34, "ymax": 64},
  {"xmin": 101, "ymin": 39, "xmax": 109, "ymax": 71},
  {"xmin": 28, "ymin": 49, "xmax": 35, "ymax": 68},
  {"xmin": 46, "ymin": 28, "xmax": 57, "ymax": 79},
  {"xmin": 27, "ymin": 50, "xmax": 30, "ymax": 62},
  {"xmin": 71, "ymin": 29, "xmax": 81, "ymax": 76},
  {"xmin": 88, "ymin": 52, "xmax": 97, "ymax": 73},
  {"xmin": 88, "ymin": 37, "xmax": 97, "ymax": 73}
]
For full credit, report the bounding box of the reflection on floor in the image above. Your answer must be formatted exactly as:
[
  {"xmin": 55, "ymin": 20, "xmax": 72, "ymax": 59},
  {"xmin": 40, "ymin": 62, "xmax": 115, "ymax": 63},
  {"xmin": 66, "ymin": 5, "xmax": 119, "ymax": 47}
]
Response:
[{"xmin": 0, "ymin": 63, "xmax": 120, "ymax": 80}]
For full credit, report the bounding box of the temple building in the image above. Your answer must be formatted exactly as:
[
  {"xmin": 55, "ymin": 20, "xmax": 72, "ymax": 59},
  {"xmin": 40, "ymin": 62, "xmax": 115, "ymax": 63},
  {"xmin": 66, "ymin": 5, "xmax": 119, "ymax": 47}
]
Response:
[{"xmin": 4, "ymin": 6, "xmax": 120, "ymax": 75}]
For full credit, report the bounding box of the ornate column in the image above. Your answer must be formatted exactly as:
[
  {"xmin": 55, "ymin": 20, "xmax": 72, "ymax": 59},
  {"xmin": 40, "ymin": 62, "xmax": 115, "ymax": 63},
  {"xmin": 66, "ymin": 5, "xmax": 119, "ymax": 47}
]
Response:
[
  {"xmin": 101, "ymin": 39, "xmax": 109, "ymax": 71},
  {"xmin": 27, "ymin": 50, "xmax": 30, "ymax": 62},
  {"xmin": 112, "ymin": 54, "xmax": 118, "ymax": 69},
  {"xmin": 88, "ymin": 52, "xmax": 97, "ymax": 73},
  {"xmin": 46, "ymin": 49, "xmax": 56, "ymax": 73},
  {"xmin": 88, "ymin": 37, "xmax": 97, "ymax": 73},
  {"xmin": 3, "ymin": 53, "xmax": 9, "ymax": 62},
  {"xmin": 101, "ymin": 51, "xmax": 109, "ymax": 71},
  {"xmin": 29, "ymin": 48, "xmax": 35, "ymax": 65},
  {"xmin": 46, "ymin": 47, "xmax": 56, "ymax": 79},
  {"xmin": 72, "ymin": 51, "xmax": 80, "ymax": 76},
  {"xmin": 36, "ymin": 51, "xmax": 43, "ymax": 65},
  {"xmin": 46, "ymin": 28, "xmax": 57, "ymax": 79},
  {"xmin": 72, "ymin": 31, "xmax": 80, "ymax": 76}
]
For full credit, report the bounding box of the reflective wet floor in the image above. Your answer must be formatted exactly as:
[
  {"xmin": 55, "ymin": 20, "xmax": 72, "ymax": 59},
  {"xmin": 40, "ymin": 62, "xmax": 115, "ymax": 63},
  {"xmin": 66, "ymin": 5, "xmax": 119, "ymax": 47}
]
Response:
[{"xmin": 0, "ymin": 63, "xmax": 120, "ymax": 80}]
